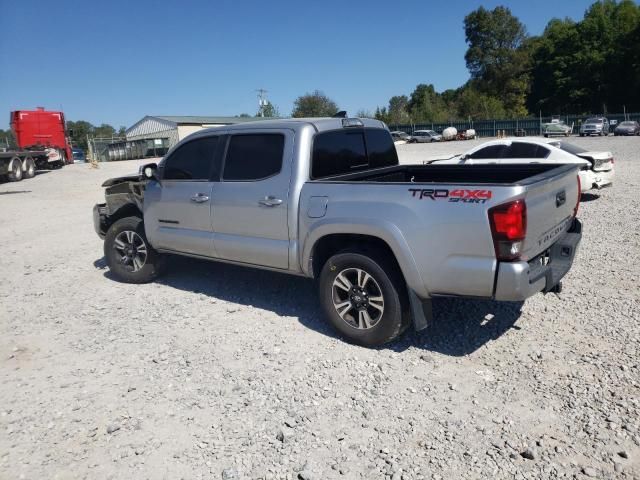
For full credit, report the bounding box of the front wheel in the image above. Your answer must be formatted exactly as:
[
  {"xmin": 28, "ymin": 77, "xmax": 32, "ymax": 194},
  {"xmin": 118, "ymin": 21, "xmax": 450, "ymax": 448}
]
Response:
[
  {"xmin": 318, "ymin": 250, "xmax": 408, "ymax": 347},
  {"xmin": 104, "ymin": 216, "xmax": 165, "ymax": 283}
]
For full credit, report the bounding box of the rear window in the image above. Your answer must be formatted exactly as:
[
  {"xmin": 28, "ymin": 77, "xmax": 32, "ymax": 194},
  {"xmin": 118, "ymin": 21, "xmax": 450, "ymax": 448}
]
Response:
[
  {"xmin": 311, "ymin": 128, "xmax": 398, "ymax": 179},
  {"xmin": 552, "ymin": 141, "xmax": 587, "ymax": 155}
]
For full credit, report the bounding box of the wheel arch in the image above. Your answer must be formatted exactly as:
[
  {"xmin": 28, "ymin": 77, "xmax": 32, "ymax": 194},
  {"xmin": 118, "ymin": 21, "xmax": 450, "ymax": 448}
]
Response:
[
  {"xmin": 303, "ymin": 222, "xmax": 428, "ymax": 297},
  {"xmin": 105, "ymin": 203, "xmax": 143, "ymax": 231}
]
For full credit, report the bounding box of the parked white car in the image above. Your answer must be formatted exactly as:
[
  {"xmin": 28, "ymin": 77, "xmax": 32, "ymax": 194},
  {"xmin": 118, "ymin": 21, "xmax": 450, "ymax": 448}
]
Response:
[{"xmin": 427, "ymin": 137, "xmax": 614, "ymax": 192}]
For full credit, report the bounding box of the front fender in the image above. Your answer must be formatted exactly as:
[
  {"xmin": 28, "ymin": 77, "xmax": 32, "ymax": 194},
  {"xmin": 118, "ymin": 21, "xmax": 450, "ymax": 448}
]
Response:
[{"xmin": 301, "ymin": 217, "xmax": 429, "ymax": 298}]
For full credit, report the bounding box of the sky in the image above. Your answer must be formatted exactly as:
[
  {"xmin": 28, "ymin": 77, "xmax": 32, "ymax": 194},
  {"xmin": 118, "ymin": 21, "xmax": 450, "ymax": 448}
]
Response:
[{"xmin": 0, "ymin": 0, "xmax": 597, "ymax": 130}]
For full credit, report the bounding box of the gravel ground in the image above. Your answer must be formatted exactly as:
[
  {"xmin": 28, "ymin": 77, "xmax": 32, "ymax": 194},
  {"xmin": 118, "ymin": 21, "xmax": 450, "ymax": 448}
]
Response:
[{"xmin": 1, "ymin": 136, "xmax": 639, "ymax": 480}]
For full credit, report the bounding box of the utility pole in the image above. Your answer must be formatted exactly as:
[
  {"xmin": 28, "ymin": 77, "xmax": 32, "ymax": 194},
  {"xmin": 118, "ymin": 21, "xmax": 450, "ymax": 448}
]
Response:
[{"xmin": 256, "ymin": 89, "xmax": 268, "ymax": 117}]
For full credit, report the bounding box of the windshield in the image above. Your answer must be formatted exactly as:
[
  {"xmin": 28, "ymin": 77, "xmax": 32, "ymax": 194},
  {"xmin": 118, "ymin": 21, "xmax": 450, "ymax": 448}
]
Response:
[
  {"xmin": 619, "ymin": 121, "xmax": 635, "ymax": 127},
  {"xmin": 585, "ymin": 118, "xmax": 603, "ymax": 124},
  {"xmin": 550, "ymin": 141, "xmax": 587, "ymax": 155}
]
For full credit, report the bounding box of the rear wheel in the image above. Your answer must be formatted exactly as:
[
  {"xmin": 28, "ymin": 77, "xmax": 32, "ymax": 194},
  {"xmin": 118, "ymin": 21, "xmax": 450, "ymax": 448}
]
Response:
[
  {"xmin": 318, "ymin": 249, "xmax": 409, "ymax": 347},
  {"xmin": 104, "ymin": 216, "xmax": 165, "ymax": 283},
  {"xmin": 23, "ymin": 157, "xmax": 35, "ymax": 179},
  {"xmin": 7, "ymin": 158, "xmax": 23, "ymax": 182}
]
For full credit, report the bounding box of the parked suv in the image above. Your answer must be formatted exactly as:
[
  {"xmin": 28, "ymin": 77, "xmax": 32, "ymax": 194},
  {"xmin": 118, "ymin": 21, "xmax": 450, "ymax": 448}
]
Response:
[
  {"xmin": 580, "ymin": 117, "xmax": 610, "ymax": 136},
  {"xmin": 409, "ymin": 130, "xmax": 442, "ymax": 143}
]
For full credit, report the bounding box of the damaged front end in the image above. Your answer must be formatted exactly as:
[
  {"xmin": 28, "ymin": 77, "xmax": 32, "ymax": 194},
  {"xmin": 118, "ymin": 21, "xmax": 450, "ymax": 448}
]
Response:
[{"xmin": 93, "ymin": 171, "xmax": 149, "ymax": 239}]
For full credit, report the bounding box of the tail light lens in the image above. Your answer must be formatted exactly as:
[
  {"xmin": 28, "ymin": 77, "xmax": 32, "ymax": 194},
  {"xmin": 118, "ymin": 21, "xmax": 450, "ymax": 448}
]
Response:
[
  {"xmin": 574, "ymin": 174, "xmax": 581, "ymax": 217},
  {"xmin": 489, "ymin": 200, "xmax": 527, "ymax": 261}
]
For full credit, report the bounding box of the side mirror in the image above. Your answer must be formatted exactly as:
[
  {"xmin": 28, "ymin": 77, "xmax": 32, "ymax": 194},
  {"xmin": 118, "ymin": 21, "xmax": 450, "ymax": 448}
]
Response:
[{"xmin": 140, "ymin": 162, "xmax": 158, "ymax": 181}]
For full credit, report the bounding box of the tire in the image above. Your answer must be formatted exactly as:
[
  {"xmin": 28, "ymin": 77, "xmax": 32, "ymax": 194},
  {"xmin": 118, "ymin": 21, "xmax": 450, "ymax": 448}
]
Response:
[
  {"xmin": 104, "ymin": 216, "xmax": 165, "ymax": 284},
  {"xmin": 7, "ymin": 158, "xmax": 23, "ymax": 182},
  {"xmin": 318, "ymin": 249, "xmax": 409, "ymax": 347},
  {"xmin": 23, "ymin": 157, "xmax": 35, "ymax": 179}
]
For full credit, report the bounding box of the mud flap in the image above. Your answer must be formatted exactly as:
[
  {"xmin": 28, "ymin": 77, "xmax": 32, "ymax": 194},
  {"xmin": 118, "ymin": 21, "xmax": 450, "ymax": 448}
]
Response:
[{"xmin": 409, "ymin": 290, "xmax": 432, "ymax": 332}]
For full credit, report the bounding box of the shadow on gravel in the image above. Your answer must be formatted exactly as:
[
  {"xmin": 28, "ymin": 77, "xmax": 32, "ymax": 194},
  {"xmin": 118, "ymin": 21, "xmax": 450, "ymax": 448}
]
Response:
[
  {"xmin": 580, "ymin": 192, "xmax": 600, "ymax": 202},
  {"xmin": 96, "ymin": 255, "xmax": 524, "ymax": 355},
  {"xmin": 395, "ymin": 298, "xmax": 524, "ymax": 356}
]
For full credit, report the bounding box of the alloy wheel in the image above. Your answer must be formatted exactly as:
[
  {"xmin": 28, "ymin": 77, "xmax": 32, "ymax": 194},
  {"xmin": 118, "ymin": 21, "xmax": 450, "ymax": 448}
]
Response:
[
  {"xmin": 331, "ymin": 267, "xmax": 384, "ymax": 329},
  {"xmin": 113, "ymin": 230, "xmax": 148, "ymax": 272}
]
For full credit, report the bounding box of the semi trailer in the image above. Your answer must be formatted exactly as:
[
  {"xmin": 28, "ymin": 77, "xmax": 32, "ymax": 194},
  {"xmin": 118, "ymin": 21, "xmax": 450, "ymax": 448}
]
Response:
[{"xmin": 0, "ymin": 107, "xmax": 74, "ymax": 182}]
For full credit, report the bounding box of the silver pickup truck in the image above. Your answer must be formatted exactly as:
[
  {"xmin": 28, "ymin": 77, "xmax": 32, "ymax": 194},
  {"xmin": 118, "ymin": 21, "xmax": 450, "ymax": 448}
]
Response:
[{"xmin": 94, "ymin": 117, "xmax": 582, "ymax": 346}]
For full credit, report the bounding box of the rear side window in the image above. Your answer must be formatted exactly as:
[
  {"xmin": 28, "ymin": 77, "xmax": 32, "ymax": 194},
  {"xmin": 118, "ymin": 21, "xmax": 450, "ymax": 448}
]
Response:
[
  {"xmin": 365, "ymin": 129, "xmax": 399, "ymax": 169},
  {"xmin": 502, "ymin": 142, "xmax": 550, "ymax": 159},
  {"xmin": 469, "ymin": 145, "xmax": 507, "ymax": 159},
  {"xmin": 163, "ymin": 136, "xmax": 218, "ymax": 180},
  {"xmin": 223, "ymin": 134, "xmax": 285, "ymax": 181},
  {"xmin": 311, "ymin": 128, "xmax": 397, "ymax": 179}
]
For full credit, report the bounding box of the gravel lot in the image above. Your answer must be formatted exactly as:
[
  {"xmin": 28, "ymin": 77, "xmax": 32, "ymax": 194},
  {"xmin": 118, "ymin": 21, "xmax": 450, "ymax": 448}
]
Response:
[{"xmin": 1, "ymin": 136, "xmax": 639, "ymax": 479}]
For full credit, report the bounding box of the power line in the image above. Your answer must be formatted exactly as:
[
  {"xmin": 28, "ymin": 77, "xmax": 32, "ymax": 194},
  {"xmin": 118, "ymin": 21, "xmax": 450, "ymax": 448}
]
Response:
[{"xmin": 256, "ymin": 89, "xmax": 268, "ymax": 117}]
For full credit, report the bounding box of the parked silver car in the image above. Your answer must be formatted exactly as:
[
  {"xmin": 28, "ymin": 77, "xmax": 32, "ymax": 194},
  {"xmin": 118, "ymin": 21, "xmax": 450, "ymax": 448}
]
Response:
[
  {"xmin": 409, "ymin": 130, "xmax": 442, "ymax": 143},
  {"xmin": 580, "ymin": 117, "xmax": 610, "ymax": 136}
]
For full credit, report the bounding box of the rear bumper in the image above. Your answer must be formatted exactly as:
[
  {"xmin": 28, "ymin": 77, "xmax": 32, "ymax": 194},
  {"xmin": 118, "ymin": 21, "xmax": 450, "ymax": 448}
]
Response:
[
  {"xmin": 579, "ymin": 168, "xmax": 614, "ymax": 191},
  {"xmin": 494, "ymin": 218, "xmax": 582, "ymax": 301},
  {"xmin": 93, "ymin": 203, "xmax": 108, "ymax": 239}
]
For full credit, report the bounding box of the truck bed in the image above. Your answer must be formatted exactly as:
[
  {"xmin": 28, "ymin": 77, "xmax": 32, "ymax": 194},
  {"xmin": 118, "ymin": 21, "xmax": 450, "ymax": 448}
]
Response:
[{"xmin": 312, "ymin": 163, "xmax": 574, "ymax": 185}]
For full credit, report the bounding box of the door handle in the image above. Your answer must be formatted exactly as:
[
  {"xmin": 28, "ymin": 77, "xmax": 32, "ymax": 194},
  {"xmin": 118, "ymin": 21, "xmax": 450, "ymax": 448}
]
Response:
[
  {"xmin": 190, "ymin": 193, "xmax": 210, "ymax": 203},
  {"xmin": 259, "ymin": 196, "xmax": 283, "ymax": 207}
]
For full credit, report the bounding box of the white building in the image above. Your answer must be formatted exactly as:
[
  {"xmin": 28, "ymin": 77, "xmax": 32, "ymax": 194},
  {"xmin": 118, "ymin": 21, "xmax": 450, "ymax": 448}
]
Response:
[
  {"xmin": 106, "ymin": 115, "xmax": 257, "ymax": 161},
  {"xmin": 125, "ymin": 115, "xmax": 257, "ymax": 147}
]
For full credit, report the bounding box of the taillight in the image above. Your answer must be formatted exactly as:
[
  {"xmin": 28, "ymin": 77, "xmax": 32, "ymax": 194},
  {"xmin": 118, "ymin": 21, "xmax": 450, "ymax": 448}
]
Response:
[
  {"xmin": 574, "ymin": 174, "xmax": 581, "ymax": 217},
  {"xmin": 489, "ymin": 200, "xmax": 527, "ymax": 261}
]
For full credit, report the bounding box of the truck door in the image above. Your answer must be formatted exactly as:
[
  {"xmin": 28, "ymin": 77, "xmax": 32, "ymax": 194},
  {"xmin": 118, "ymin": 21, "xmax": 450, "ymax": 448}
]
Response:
[
  {"xmin": 211, "ymin": 130, "xmax": 293, "ymax": 269},
  {"xmin": 144, "ymin": 135, "xmax": 221, "ymax": 257}
]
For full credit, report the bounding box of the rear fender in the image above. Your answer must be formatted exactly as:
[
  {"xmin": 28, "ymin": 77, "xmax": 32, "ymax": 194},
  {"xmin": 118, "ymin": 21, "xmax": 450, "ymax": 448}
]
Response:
[{"xmin": 301, "ymin": 218, "xmax": 429, "ymax": 298}]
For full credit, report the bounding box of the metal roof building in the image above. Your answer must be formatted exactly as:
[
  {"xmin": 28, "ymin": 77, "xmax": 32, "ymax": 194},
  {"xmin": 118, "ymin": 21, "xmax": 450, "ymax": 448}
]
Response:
[
  {"xmin": 100, "ymin": 115, "xmax": 258, "ymax": 161},
  {"xmin": 125, "ymin": 115, "xmax": 258, "ymax": 148}
]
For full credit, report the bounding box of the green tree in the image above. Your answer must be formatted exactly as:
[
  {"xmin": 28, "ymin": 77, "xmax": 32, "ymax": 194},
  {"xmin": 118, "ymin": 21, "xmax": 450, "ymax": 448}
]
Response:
[
  {"xmin": 291, "ymin": 90, "xmax": 339, "ymax": 117},
  {"xmin": 93, "ymin": 124, "xmax": 116, "ymax": 138},
  {"xmin": 0, "ymin": 129, "xmax": 16, "ymax": 148},
  {"xmin": 456, "ymin": 86, "xmax": 506, "ymax": 119},
  {"xmin": 387, "ymin": 95, "xmax": 411, "ymax": 124},
  {"xmin": 407, "ymin": 84, "xmax": 448, "ymax": 122},
  {"xmin": 464, "ymin": 6, "xmax": 530, "ymax": 116},
  {"xmin": 66, "ymin": 120, "xmax": 93, "ymax": 150},
  {"xmin": 528, "ymin": 0, "xmax": 640, "ymax": 113}
]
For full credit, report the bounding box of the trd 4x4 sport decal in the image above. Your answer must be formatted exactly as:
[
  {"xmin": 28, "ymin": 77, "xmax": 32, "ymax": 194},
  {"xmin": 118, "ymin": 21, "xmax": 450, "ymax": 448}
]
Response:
[{"xmin": 409, "ymin": 188, "xmax": 492, "ymax": 204}]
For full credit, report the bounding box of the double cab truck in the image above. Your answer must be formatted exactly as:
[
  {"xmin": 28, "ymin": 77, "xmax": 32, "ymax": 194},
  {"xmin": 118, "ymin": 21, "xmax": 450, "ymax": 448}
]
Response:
[
  {"xmin": 93, "ymin": 117, "xmax": 582, "ymax": 346},
  {"xmin": 0, "ymin": 108, "xmax": 73, "ymax": 182}
]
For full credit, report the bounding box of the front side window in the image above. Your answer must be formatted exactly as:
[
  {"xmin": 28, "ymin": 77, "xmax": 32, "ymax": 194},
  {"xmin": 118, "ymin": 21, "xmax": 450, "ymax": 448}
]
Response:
[
  {"xmin": 223, "ymin": 134, "xmax": 284, "ymax": 181},
  {"xmin": 163, "ymin": 136, "xmax": 219, "ymax": 180}
]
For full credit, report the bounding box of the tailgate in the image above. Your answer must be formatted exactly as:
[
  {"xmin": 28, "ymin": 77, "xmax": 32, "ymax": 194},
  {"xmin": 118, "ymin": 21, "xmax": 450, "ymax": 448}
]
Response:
[{"xmin": 521, "ymin": 164, "xmax": 580, "ymax": 260}]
